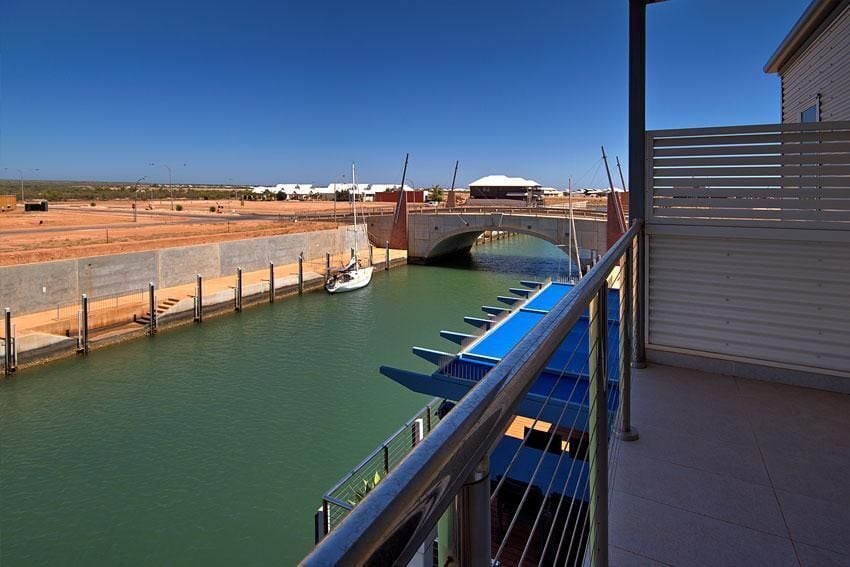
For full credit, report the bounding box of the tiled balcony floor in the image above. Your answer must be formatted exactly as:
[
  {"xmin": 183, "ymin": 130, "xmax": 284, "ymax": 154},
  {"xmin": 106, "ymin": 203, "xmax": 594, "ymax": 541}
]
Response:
[{"xmin": 609, "ymin": 364, "xmax": 850, "ymax": 566}]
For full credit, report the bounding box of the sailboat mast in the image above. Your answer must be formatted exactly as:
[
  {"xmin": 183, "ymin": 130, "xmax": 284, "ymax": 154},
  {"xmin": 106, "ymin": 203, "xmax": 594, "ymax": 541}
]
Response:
[
  {"xmin": 568, "ymin": 178, "xmax": 573, "ymax": 280},
  {"xmin": 352, "ymin": 162, "xmax": 359, "ymax": 260}
]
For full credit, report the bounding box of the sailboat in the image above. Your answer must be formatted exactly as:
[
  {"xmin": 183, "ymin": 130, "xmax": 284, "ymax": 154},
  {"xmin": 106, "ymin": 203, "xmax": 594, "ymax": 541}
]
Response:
[{"xmin": 325, "ymin": 163, "xmax": 374, "ymax": 293}]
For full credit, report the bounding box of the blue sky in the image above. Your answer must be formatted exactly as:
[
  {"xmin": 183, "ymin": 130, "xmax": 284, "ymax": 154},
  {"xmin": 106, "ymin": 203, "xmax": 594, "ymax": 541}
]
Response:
[{"xmin": 0, "ymin": 0, "xmax": 807, "ymax": 187}]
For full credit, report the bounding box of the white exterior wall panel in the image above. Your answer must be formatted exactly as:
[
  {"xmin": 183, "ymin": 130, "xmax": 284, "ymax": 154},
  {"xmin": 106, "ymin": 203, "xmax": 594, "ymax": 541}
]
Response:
[
  {"xmin": 648, "ymin": 233, "xmax": 850, "ymax": 376},
  {"xmin": 781, "ymin": 5, "xmax": 850, "ymax": 122}
]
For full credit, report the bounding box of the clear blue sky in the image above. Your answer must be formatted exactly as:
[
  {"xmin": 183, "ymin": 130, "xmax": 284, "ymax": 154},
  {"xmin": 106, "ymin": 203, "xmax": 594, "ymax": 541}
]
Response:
[{"xmin": 0, "ymin": 0, "xmax": 807, "ymax": 187}]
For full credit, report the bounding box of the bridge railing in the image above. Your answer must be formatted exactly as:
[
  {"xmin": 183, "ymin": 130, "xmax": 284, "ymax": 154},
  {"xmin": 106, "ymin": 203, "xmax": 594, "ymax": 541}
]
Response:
[
  {"xmin": 428, "ymin": 205, "xmax": 607, "ymax": 218},
  {"xmin": 302, "ymin": 220, "xmax": 643, "ymax": 566}
]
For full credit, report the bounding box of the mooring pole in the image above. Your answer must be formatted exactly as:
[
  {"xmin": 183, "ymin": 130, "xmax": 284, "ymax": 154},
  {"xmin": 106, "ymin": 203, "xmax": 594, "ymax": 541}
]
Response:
[
  {"xmin": 195, "ymin": 274, "xmax": 203, "ymax": 322},
  {"xmin": 298, "ymin": 253, "xmax": 304, "ymax": 295},
  {"xmin": 148, "ymin": 282, "xmax": 157, "ymax": 335},
  {"xmin": 369, "ymin": 245, "xmax": 373, "ymax": 266},
  {"xmin": 80, "ymin": 294, "xmax": 89, "ymax": 353},
  {"xmin": 325, "ymin": 252, "xmax": 331, "ymax": 280},
  {"xmin": 3, "ymin": 308, "xmax": 12, "ymax": 375},
  {"xmin": 269, "ymin": 262, "xmax": 275, "ymax": 303},
  {"xmin": 236, "ymin": 267, "xmax": 243, "ymax": 311},
  {"xmin": 385, "ymin": 240, "xmax": 390, "ymax": 271}
]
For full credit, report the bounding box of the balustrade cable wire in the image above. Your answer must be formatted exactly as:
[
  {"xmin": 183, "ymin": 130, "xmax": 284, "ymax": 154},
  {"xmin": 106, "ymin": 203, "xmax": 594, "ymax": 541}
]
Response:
[{"xmin": 303, "ymin": 221, "xmax": 642, "ymax": 567}]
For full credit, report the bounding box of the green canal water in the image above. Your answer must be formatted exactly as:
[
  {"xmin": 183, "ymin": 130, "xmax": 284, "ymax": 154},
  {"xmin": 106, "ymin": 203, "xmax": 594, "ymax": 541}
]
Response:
[{"xmin": 0, "ymin": 236, "xmax": 574, "ymax": 565}]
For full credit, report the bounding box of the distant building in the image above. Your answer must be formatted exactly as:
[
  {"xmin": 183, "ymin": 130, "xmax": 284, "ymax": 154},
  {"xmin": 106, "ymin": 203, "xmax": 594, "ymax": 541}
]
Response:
[
  {"xmin": 764, "ymin": 0, "xmax": 850, "ymax": 122},
  {"xmin": 468, "ymin": 175, "xmax": 542, "ymax": 201}
]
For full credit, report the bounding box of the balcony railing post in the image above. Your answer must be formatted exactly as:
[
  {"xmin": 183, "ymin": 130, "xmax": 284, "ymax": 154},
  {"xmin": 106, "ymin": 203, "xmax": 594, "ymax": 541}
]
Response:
[
  {"xmin": 455, "ymin": 456, "xmax": 490, "ymax": 567},
  {"xmin": 633, "ymin": 228, "xmax": 646, "ymax": 368},
  {"xmin": 588, "ymin": 282, "xmax": 609, "ymax": 567},
  {"xmin": 620, "ymin": 240, "xmax": 639, "ymax": 442}
]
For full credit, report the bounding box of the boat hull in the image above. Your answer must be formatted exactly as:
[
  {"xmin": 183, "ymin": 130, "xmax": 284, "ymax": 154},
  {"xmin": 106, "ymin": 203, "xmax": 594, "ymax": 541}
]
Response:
[{"xmin": 325, "ymin": 266, "xmax": 374, "ymax": 293}]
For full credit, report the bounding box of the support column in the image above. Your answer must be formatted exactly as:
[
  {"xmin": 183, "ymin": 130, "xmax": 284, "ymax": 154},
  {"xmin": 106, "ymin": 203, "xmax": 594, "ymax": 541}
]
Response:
[
  {"xmin": 269, "ymin": 262, "xmax": 275, "ymax": 303},
  {"xmin": 588, "ymin": 283, "xmax": 609, "ymax": 567},
  {"xmin": 629, "ymin": 0, "xmax": 647, "ymax": 368},
  {"xmin": 148, "ymin": 282, "xmax": 157, "ymax": 335},
  {"xmin": 3, "ymin": 308, "xmax": 12, "ymax": 375},
  {"xmin": 235, "ymin": 267, "xmax": 243, "ymax": 311},
  {"xmin": 195, "ymin": 274, "xmax": 203, "ymax": 323},
  {"xmin": 80, "ymin": 294, "xmax": 89, "ymax": 353},
  {"xmin": 454, "ymin": 457, "xmax": 490, "ymax": 567}
]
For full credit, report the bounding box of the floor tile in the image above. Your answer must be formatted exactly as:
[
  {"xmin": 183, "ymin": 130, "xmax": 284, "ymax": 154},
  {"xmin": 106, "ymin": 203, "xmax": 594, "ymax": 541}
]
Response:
[
  {"xmin": 613, "ymin": 452, "xmax": 787, "ymax": 536},
  {"xmin": 610, "ymin": 491, "xmax": 798, "ymax": 567},
  {"xmin": 777, "ymin": 490, "xmax": 850, "ymax": 556}
]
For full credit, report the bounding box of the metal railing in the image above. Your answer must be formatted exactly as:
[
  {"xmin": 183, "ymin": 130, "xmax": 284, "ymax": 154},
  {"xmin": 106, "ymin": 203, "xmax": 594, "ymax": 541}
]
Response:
[
  {"xmin": 318, "ymin": 398, "xmax": 444, "ymax": 536},
  {"xmin": 303, "ymin": 220, "xmax": 642, "ymax": 566},
  {"xmin": 54, "ymin": 287, "xmax": 148, "ymax": 321}
]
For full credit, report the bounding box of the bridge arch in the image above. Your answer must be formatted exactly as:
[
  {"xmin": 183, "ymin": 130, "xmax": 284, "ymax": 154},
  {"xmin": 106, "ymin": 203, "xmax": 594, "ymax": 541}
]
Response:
[{"xmin": 422, "ymin": 225, "xmax": 567, "ymax": 262}]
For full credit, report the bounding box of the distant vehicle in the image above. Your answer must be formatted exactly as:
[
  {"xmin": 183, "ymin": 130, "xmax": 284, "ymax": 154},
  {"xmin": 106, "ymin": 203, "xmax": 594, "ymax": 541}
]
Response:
[{"xmin": 425, "ymin": 201, "xmax": 439, "ymax": 206}]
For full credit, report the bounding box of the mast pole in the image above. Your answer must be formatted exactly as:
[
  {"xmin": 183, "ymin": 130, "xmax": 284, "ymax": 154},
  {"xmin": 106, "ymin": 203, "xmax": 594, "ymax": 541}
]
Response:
[
  {"xmin": 352, "ymin": 162, "xmax": 358, "ymax": 262},
  {"xmin": 568, "ymin": 178, "xmax": 573, "ymax": 280}
]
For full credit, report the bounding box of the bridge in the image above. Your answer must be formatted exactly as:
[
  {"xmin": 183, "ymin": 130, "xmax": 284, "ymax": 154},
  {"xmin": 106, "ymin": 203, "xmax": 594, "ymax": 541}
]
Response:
[{"xmin": 366, "ymin": 207, "xmax": 608, "ymax": 263}]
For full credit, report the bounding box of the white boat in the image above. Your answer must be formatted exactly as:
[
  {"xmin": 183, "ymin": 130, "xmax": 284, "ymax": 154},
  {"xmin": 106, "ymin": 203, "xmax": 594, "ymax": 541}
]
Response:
[{"xmin": 326, "ymin": 163, "xmax": 374, "ymax": 294}]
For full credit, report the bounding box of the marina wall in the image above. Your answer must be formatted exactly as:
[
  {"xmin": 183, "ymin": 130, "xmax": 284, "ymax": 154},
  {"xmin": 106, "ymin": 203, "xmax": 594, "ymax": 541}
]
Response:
[{"xmin": 0, "ymin": 225, "xmax": 364, "ymax": 316}]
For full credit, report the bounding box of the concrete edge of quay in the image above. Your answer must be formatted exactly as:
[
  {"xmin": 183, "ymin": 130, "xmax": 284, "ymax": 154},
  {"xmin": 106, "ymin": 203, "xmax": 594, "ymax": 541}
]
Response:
[{"xmin": 3, "ymin": 254, "xmax": 407, "ymax": 375}]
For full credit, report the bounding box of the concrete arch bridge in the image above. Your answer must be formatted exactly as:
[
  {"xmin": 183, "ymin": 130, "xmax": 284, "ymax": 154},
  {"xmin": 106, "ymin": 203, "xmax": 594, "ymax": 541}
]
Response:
[{"xmin": 402, "ymin": 210, "xmax": 608, "ymax": 263}]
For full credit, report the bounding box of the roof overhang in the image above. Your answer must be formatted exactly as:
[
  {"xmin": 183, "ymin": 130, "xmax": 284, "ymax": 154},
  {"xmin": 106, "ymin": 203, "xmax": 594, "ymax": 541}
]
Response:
[{"xmin": 764, "ymin": 0, "xmax": 848, "ymax": 73}]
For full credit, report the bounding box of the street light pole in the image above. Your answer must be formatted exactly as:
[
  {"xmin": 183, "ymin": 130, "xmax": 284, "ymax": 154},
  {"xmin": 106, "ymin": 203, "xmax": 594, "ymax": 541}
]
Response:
[
  {"xmin": 4, "ymin": 168, "xmax": 39, "ymax": 203},
  {"xmin": 133, "ymin": 176, "xmax": 147, "ymax": 222},
  {"xmin": 149, "ymin": 162, "xmax": 183, "ymax": 211}
]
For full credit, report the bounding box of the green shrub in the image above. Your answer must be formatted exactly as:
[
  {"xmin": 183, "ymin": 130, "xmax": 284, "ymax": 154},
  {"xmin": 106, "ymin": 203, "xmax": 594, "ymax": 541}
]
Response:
[
  {"xmin": 209, "ymin": 206, "xmax": 216, "ymax": 213},
  {"xmin": 90, "ymin": 202, "xmax": 96, "ymax": 207},
  {"xmin": 175, "ymin": 204, "xmax": 183, "ymax": 211}
]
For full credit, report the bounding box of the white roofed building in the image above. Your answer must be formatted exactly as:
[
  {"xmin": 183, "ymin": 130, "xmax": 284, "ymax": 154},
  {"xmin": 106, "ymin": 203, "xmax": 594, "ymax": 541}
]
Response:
[{"xmin": 468, "ymin": 175, "xmax": 542, "ymax": 201}]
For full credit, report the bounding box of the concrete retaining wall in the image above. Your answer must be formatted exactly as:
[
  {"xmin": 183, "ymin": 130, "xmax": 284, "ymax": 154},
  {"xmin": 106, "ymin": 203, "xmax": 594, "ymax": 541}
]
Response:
[{"xmin": 0, "ymin": 225, "xmax": 364, "ymax": 316}]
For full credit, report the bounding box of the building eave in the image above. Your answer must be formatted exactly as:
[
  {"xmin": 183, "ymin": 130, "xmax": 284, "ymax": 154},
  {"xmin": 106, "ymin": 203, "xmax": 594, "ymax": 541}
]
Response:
[{"xmin": 764, "ymin": 0, "xmax": 847, "ymax": 73}]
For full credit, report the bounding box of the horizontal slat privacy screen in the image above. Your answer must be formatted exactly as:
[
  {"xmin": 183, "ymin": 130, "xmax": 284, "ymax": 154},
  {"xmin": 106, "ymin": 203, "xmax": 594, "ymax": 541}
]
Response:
[{"xmin": 648, "ymin": 121, "xmax": 850, "ymax": 228}]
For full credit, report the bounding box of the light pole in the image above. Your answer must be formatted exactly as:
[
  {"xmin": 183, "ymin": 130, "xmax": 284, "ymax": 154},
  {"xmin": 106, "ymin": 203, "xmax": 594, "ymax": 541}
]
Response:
[
  {"xmin": 133, "ymin": 176, "xmax": 147, "ymax": 222},
  {"xmin": 4, "ymin": 168, "xmax": 39, "ymax": 202},
  {"xmin": 149, "ymin": 162, "xmax": 185, "ymax": 211}
]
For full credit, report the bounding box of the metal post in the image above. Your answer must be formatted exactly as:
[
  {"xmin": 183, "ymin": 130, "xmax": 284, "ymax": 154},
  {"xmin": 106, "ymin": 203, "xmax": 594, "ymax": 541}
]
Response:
[
  {"xmin": 195, "ymin": 274, "xmax": 203, "ymax": 322},
  {"xmin": 325, "ymin": 252, "xmax": 331, "ymax": 281},
  {"xmin": 588, "ymin": 283, "xmax": 609, "ymax": 567},
  {"xmin": 383, "ymin": 445, "xmax": 390, "ymax": 475},
  {"xmin": 633, "ymin": 230, "xmax": 646, "ymax": 367},
  {"xmin": 4, "ymin": 308, "xmax": 12, "ymax": 375},
  {"xmin": 620, "ymin": 243, "xmax": 639, "ymax": 441},
  {"xmin": 298, "ymin": 253, "xmax": 304, "ymax": 295},
  {"xmin": 148, "ymin": 282, "xmax": 157, "ymax": 335},
  {"xmin": 80, "ymin": 294, "xmax": 89, "ymax": 353},
  {"xmin": 269, "ymin": 262, "xmax": 275, "ymax": 303},
  {"xmin": 236, "ymin": 267, "xmax": 243, "ymax": 311},
  {"xmin": 385, "ymin": 240, "xmax": 390, "ymax": 271},
  {"xmin": 629, "ymin": 0, "xmax": 647, "ymax": 370},
  {"xmin": 454, "ymin": 457, "xmax": 490, "ymax": 567},
  {"xmin": 369, "ymin": 245, "xmax": 373, "ymax": 266}
]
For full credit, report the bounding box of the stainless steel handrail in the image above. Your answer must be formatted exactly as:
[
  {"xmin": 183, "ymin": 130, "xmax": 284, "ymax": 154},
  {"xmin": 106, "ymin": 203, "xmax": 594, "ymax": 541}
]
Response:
[{"xmin": 302, "ymin": 220, "xmax": 642, "ymax": 566}]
